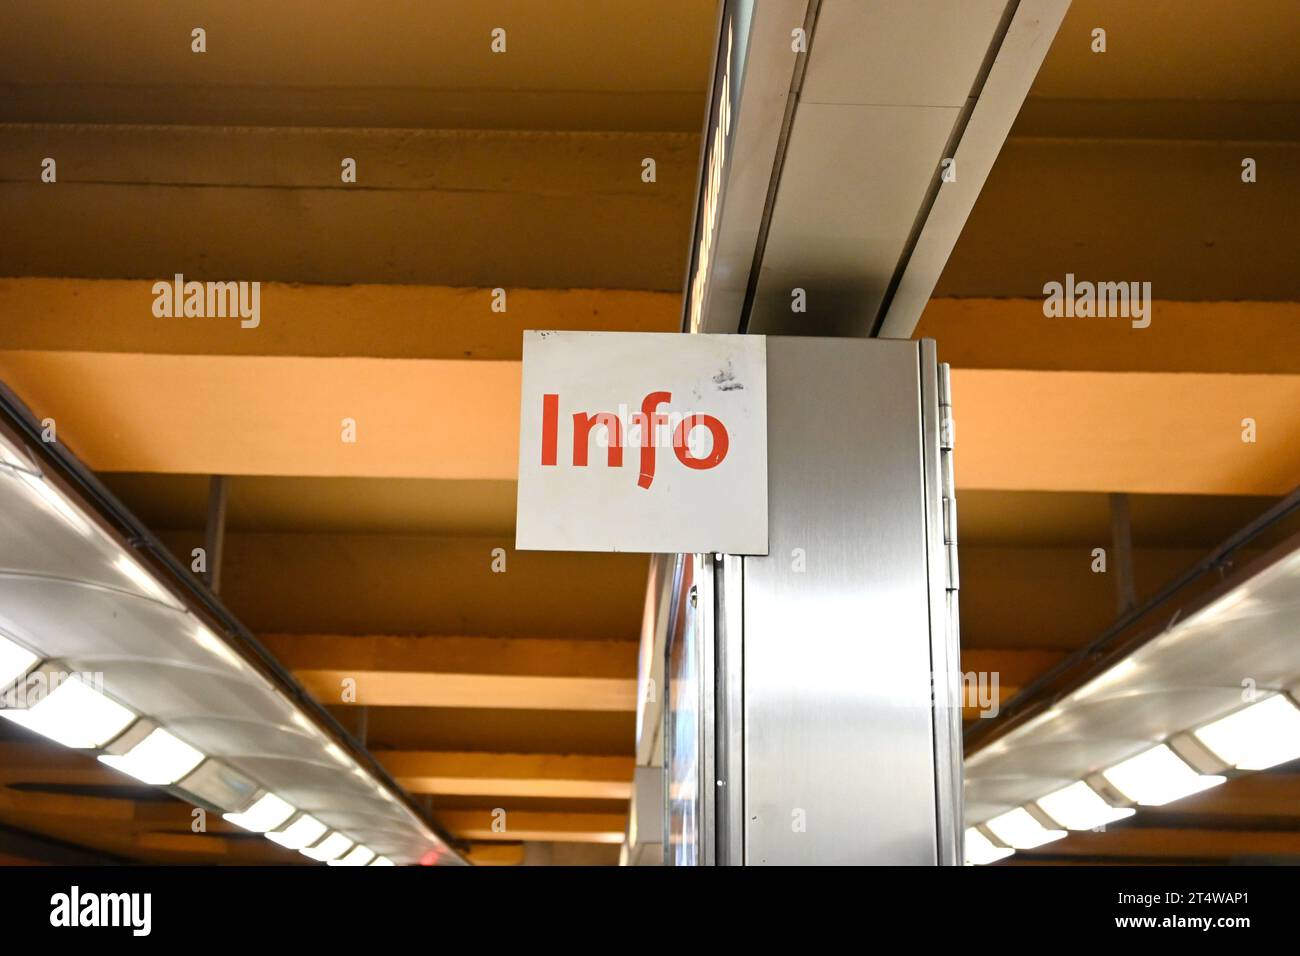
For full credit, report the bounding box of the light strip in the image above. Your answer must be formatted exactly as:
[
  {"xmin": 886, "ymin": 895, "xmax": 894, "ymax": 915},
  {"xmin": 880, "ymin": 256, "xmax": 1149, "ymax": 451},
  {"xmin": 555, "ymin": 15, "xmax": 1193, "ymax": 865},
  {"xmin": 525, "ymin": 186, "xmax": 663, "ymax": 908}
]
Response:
[
  {"xmin": 984, "ymin": 807, "xmax": 1066, "ymax": 850},
  {"xmin": 1102, "ymin": 743, "xmax": 1225, "ymax": 806},
  {"xmin": 267, "ymin": 814, "xmax": 328, "ymax": 850},
  {"xmin": 99, "ymin": 728, "xmax": 205, "ymax": 785},
  {"xmin": 300, "ymin": 831, "xmax": 353, "ymax": 862},
  {"xmin": 1036, "ymin": 781, "xmax": 1135, "ymax": 831},
  {"xmin": 370, "ymin": 856, "xmax": 395, "ymax": 867},
  {"xmin": 0, "ymin": 675, "xmax": 136, "ymax": 749},
  {"xmin": 1193, "ymin": 694, "xmax": 1300, "ymax": 771},
  {"xmin": 329, "ymin": 845, "xmax": 376, "ymax": 867},
  {"xmin": 964, "ymin": 827, "xmax": 1014, "ymax": 865},
  {"xmin": 223, "ymin": 792, "xmax": 295, "ymax": 833}
]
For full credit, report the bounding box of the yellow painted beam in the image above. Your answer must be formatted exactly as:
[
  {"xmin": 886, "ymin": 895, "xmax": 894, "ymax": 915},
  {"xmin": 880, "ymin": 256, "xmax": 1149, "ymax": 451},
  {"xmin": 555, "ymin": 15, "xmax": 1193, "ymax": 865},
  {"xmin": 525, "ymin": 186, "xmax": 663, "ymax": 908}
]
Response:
[
  {"xmin": 375, "ymin": 751, "xmax": 634, "ymax": 800},
  {"xmin": 464, "ymin": 843, "xmax": 526, "ymax": 866},
  {"xmin": 0, "ymin": 278, "xmax": 680, "ymax": 361},
  {"xmin": 259, "ymin": 634, "xmax": 637, "ymax": 680},
  {"xmin": 295, "ymin": 669, "xmax": 635, "ymax": 711},
  {"xmin": 917, "ymin": 299, "xmax": 1300, "ymax": 374},
  {"xmin": 0, "ymin": 350, "xmax": 521, "ymax": 480},
  {"xmin": 3, "ymin": 350, "xmax": 1298, "ymax": 494},
  {"xmin": 440, "ymin": 810, "xmax": 626, "ymax": 844},
  {"xmin": 262, "ymin": 634, "xmax": 638, "ymax": 711},
  {"xmin": 953, "ymin": 369, "xmax": 1300, "ymax": 495}
]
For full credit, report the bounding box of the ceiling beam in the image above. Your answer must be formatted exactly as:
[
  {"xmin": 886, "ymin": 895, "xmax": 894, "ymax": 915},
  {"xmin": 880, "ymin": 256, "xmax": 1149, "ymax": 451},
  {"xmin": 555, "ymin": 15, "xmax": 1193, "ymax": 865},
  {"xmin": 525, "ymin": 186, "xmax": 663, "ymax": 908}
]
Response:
[
  {"xmin": 464, "ymin": 843, "xmax": 526, "ymax": 866},
  {"xmin": 917, "ymin": 299, "xmax": 1300, "ymax": 374},
  {"xmin": 259, "ymin": 634, "xmax": 638, "ymax": 712},
  {"xmin": 0, "ymin": 278, "xmax": 679, "ymax": 361},
  {"xmin": 440, "ymin": 810, "xmax": 626, "ymax": 844},
  {"xmin": 9, "ymin": 279, "xmax": 1297, "ymax": 372},
  {"xmin": 374, "ymin": 751, "xmax": 634, "ymax": 800},
  {"xmin": 937, "ymin": 138, "xmax": 1300, "ymax": 301},
  {"xmin": 0, "ymin": 124, "xmax": 699, "ymax": 289},
  {"xmin": 260, "ymin": 634, "xmax": 636, "ymax": 678},
  {"xmin": 4, "ymin": 350, "xmax": 1298, "ymax": 495},
  {"xmin": 294, "ymin": 670, "xmax": 635, "ymax": 712}
]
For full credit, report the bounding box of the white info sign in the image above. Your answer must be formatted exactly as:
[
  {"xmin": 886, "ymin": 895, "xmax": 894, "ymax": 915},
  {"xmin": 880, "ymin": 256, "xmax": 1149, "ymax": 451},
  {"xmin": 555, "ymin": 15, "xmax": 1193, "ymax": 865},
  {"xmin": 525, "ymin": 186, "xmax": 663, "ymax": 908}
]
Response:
[{"xmin": 516, "ymin": 331, "xmax": 768, "ymax": 554}]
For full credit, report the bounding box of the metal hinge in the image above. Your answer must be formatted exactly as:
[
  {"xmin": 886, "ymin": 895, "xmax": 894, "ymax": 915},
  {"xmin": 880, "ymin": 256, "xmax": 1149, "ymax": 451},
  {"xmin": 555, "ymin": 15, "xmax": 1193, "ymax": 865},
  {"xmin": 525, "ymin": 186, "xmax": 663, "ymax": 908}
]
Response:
[{"xmin": 938, "ymin": 362, "xmax": 958, "ymax": 592}]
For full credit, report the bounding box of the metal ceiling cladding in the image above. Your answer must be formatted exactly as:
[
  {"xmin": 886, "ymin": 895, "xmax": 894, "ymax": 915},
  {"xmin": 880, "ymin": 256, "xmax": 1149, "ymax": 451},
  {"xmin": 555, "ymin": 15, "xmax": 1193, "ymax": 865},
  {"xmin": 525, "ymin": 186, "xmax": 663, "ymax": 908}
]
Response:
[
  {"xmin": 965, "ymin": 525, "xmax": 1300, "ymax": 829},
  {"xmin": 0, "ymin": 388, "xmax": 462, "ymax": 865}
]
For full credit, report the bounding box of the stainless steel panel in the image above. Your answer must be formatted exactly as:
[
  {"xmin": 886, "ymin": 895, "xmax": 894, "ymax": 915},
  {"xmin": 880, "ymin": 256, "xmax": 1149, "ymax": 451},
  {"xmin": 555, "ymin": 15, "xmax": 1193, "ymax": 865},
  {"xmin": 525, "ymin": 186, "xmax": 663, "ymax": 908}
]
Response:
[
  {"xmin": 800, "ymin": 0, "xmax": 1009, "ymax": 108},
  {"xmin": 692, "ymin": 0, "xmax": 810, "ymax": 334},
  {"xmin": 747, "ymin": 103, "xmax": 960, "ymax": 335},
  {"xmin": 743, "ymin": 336, "xmax": 940, "ymax": 864}
]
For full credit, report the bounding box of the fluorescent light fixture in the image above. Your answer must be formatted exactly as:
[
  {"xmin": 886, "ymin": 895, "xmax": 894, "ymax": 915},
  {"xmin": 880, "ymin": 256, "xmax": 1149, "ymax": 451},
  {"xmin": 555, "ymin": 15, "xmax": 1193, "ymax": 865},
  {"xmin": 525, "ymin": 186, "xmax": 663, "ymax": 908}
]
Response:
[
  {"xmin": 1036, "ymin": 781, "xmax": 1135, "ymax": 830},
  {"xmin": 1072, "ymin": 658, "xmax": 1138, "ymax": 701},
  {"xmin": 370, "ymin": 856, "xmax": 395, "ymax": 867},
  {"xmin": 300, "ymin": 831, "xmax": 352, "ymax": 862},
  {"xmin": 328, "ymin": 844, "xmax": 376, "ymax": 867},
  {"xmin": 0, "ymin": 634, "xmax": 38, "ymax": 688},
  {"xmin": 223, "ymin": 792, "xmax": 295, "ymax": 832},
  {"xmin": 964, "ymin": 828, "xmax": 1014, "ymax": 865},
  {"xmin": 1102, "ymin": 744, "xmax": 1225, "ymax": 806},
  {"xmin": 323, "ymin": 743, "xmax": 351, "ymax": 766},
  {"xmin": 985, "ymin": 807, "xmax": 1066, "ymax": 850},
  {"xmin": 0, "ymin": 675, "xmax": 135, "ymax": 748},
  {"xmin": 113, "ymin": 554, "xmax": 179, "ymax": 607},
  {"xmin": 12, "ymin": 470, "xmax": 92, "ymax": 537},
  {"xmin": 191, "ymin": 625, "xmax": 248, "ymax": 673},
  {"xmin": 266, "ymin": 814, "xmax": 328, "ymax": 850},
  {"xmin": 1192, "ymin": 589, "xmax": 1256, "ymax": 626},
  {"xmin": 99, "ymin": 727, "xmax": 205, "ymax": 785},
  {"xmin": 1194, "ymin": 694, "xmax": 1300, "ymax": 771}
]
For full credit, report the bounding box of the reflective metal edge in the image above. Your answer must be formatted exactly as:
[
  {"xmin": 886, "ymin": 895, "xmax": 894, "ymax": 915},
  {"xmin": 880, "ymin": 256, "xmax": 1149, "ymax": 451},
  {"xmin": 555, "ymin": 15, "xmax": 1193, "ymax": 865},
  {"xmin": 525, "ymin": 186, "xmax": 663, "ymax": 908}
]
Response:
[
  {"xmin": 681, "ymin": 0, "xmax": 811, "ymax": 335},
  {"xmin": 715, "ymin": 552, "xmax": 745, "ymax": 865},
  {"xmin": 921, "ymin": 339, "xmax": 964, "ymax": 865}
]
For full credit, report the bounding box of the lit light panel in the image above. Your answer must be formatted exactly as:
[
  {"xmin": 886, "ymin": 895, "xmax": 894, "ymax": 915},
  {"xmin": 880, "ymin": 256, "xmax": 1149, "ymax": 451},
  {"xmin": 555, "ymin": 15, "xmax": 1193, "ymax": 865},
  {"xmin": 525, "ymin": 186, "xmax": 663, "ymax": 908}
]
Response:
[
  {"xmin": 0, "ymin": 675, "xmax": 136, "ymax": 749},
  {"xmin": 985, "ymin": 807, "xmax": 1066, "ymax": 850},
  {"xmin": 1036, "ymin": 780, "xmax": 1135, "ymax": 830},
  {"xmin": 1194, "ymin": 694, "xmax": 1300, "ymax": 771},
  {"xmin": 1102, "ymin": 744, "xmax": 1225, "ymax": 806},
  {"xmin": 99, "ymin": 727, "xmax": 205, "ymax": 785},
  {"xmin": 223, "ymin": 792, "xmax": 295, "ymax": 833}
]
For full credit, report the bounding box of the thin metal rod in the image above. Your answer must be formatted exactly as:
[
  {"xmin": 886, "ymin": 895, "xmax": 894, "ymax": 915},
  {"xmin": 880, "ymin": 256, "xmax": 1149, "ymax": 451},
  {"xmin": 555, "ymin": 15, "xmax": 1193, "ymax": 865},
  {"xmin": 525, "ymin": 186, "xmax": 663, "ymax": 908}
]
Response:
[
  {"xmin": 204, "ymin": 475, "xmax": 229, "ymax": 595},
  {"xmin": 355, "ymin": 705, "xmax": 369, "ymax": 748},
  {"xmin": 1108, "ymin": 492, "xmax": 1137, "ymax": 615}
]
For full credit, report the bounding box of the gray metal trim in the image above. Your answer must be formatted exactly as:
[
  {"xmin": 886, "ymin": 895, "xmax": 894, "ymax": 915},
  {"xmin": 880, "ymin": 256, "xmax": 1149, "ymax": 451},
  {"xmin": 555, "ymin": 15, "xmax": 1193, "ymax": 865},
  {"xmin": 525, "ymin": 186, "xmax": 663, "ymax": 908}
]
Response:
[
  {"xmin": 714, "ymin": 553, "xmax": 745, "ymax": 865},
  {"xmin": 682, "ymin": 0, "xmax": 812, "ymax": 335},
  {"xmin": 697, "ymin": 556, "xmax": 718, "ymax": 866},
  {"xmin": 921, "ymin": 340, "xmax": 964, "ymax": 865}
]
